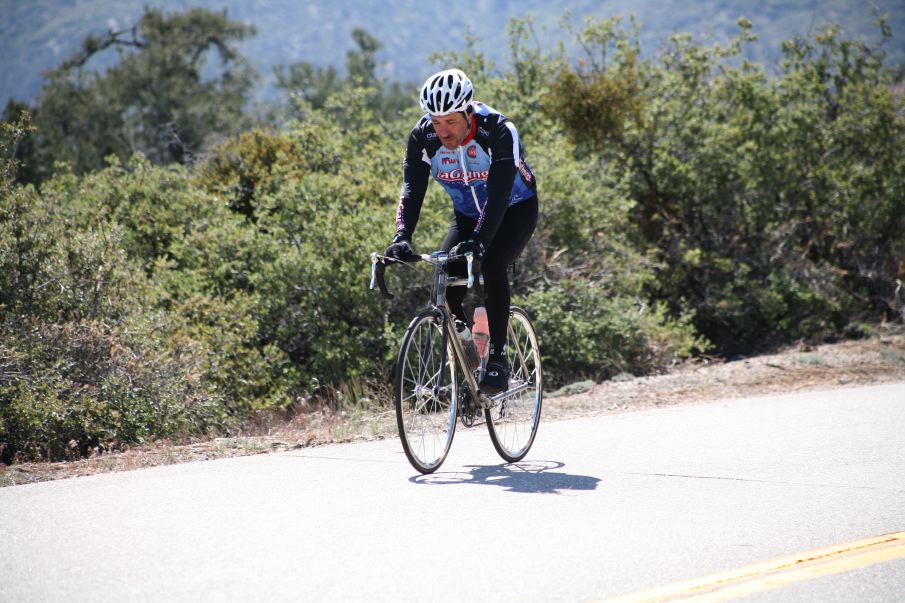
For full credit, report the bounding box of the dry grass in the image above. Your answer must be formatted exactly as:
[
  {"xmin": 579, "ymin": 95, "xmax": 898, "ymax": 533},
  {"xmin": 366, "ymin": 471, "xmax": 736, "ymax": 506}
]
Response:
[
  {"xmin": 544, "ymin": 328, "xmax": 905, "ymax": 418},
  {"xmin": 2, "ymin": 327, "xmax": 903, "ymax": 487}
]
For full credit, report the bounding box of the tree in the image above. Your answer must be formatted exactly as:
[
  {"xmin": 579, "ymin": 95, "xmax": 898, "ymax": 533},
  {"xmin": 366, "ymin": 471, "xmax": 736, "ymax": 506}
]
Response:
[
  {"xmin": 274, "ymin": 62, "xmax": 342, "ymax": 110},
  {"xmin": 274, "ymin": 28, "xmax": 409, "ymax": 116},
  {"xmin": 0, "ymin": 109, "xmax": 34, "ymax": 189},
  {"xmin": 19, "ymin": 7, "xmax": 258, "ymax": 183}
]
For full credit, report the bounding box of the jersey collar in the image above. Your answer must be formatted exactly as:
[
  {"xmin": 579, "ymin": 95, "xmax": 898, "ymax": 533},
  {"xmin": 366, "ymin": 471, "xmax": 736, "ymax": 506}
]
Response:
[{"xmin": 461, "ymin": 115, "xmax": 478, "ymax": 146}]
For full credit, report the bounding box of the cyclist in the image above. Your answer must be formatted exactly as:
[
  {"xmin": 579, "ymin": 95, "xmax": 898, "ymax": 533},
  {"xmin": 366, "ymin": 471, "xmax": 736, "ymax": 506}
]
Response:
[{"xmin": 385, "ymin": 68, "xmax": 539, "ymax": 394}]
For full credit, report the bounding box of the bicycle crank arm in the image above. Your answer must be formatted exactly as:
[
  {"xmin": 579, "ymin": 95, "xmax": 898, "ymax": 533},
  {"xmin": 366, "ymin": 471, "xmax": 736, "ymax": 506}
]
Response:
[{"xmin": 478, "ymin": 381, "xmax": 534, "ymax": 409}]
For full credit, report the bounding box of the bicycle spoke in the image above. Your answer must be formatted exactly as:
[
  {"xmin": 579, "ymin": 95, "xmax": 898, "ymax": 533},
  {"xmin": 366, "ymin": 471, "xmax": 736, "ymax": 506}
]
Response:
[
  {"xmin": 395, "ymin": 310, "xmax": 457, "ymax": 473},
  {"xmin": 486, "ymin": 308, "xmax": 542, "ymax": 462}
]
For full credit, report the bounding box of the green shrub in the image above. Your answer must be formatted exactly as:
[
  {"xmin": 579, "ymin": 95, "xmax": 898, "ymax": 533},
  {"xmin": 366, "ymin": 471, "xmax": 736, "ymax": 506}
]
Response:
[
  {"xmin": 519, "ymin": 282, "xmax": 706, "ymax": 386},
  {"xmin": 256, "ymin": 172, "xmax": 397, "ymax": 393},
  {"xmin": 0, "ymin": 317, "xmax": 228, "ymax": 464},
  {"xmin": 543, "ymin": 16, "xmax": 905, "ymax": 352},
  {"xmin": 194, "ymin": 128, "xmax": 310, "ymax": 220},
  {"xmin": 162, "ymin": 292, "xmax": 299, "ymax": 415},
  {"xmin": 50, "ymin": 156, "xmax": 216, "ymax": 274}
]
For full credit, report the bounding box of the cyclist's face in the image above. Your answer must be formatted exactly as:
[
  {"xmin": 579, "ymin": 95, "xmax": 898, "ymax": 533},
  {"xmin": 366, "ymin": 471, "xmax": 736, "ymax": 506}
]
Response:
[{"xmin": 431, "ymin": 112, "xmax": 470, "ymax": 149}]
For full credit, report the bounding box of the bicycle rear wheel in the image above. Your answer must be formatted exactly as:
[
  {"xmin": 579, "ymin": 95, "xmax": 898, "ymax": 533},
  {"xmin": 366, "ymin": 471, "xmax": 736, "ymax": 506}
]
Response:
[
  {"xmin": 485, "ymin": 306, "xmax": 542, "ymax": 462},
  {"xmin": 395, "ymin": 309, "xmax": 458, "ymax": 473}
]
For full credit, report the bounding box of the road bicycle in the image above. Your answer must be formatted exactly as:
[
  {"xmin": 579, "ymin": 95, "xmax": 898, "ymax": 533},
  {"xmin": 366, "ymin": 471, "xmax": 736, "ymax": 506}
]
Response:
[{"xmin": 370, "ymin": 250, "xmax": 543, "ymax": 474}]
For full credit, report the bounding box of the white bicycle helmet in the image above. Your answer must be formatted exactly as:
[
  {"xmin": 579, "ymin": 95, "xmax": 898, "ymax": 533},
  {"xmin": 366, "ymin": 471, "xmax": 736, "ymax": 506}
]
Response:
[{"xmin": 419, "ymin": 68, "xmax": 474, "ymax": 116}]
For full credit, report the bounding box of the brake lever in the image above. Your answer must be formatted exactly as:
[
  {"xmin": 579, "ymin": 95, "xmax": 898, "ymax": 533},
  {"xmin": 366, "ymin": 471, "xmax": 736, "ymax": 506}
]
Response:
[
  {"xmin": 443, "ymin": 251, "xmax": 476, "ymax": 288},
  {"xmin": 370, "ymin": 253, "xmax": 395, "ymax": 299},
  {"xmin": 465, "ymin": 252, "xmax": 474, "ymax": 288}
]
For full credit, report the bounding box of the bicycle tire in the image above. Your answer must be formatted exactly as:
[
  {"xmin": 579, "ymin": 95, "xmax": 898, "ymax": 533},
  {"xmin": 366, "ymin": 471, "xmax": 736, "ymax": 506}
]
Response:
[
  {"xmin": 395, "ymin": 308, "xmax": 458, "ymax": 473},
  {"xmin": 485, "ymin": 306, "xmax": 543, "ymax": 462}
]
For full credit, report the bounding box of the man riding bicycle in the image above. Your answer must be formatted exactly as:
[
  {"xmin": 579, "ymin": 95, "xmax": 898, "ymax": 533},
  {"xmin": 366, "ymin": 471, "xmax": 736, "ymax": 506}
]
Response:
[{"xmin": 385, "ymin": 68, "xmax": 539, "ymax": 395}]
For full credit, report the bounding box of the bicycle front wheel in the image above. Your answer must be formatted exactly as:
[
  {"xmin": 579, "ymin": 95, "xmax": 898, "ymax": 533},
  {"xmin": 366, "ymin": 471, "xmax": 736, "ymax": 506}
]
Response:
[
  {"xmin": 395, "ymin": 309, "xmax": 458, "ymax": 473},
  {"xmin": 485, "ymin": 306, "xmax": 543, "ymax": 462}
]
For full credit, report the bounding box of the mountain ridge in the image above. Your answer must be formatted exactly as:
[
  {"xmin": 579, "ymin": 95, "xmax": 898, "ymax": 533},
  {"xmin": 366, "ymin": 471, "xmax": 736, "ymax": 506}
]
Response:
[{"xmin": 2, "ymin": 0, "xmax": 902, "ymax": 108}]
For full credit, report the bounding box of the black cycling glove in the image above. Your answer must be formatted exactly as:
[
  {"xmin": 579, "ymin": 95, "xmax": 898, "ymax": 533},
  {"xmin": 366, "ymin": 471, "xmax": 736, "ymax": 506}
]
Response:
[
  {"xmin": 385, "ymin": 236, "xmax": 418, "ymax": 262},
  {"xmin": 449, "ymin": 239, "xmax": 484, "ymax": 262}
]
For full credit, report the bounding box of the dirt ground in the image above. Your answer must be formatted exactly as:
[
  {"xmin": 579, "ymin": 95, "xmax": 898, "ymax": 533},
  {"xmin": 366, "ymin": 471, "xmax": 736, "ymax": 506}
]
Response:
[{"xmin": 2, "ymin": 326, "xmax": 904, "ymax": 487}]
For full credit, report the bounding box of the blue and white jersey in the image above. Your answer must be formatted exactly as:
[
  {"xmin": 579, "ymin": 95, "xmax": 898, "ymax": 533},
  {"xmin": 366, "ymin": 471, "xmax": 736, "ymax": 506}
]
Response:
[{"xmin": 395, "ymin": 102, "xmax": 537, "ymax": 245}]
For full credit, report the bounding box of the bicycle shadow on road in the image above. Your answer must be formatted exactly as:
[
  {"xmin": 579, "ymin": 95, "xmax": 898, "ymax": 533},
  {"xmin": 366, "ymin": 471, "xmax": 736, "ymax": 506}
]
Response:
[{"xmin": 410, "ymin": 460, "xmax": 600, "ymax": 494}]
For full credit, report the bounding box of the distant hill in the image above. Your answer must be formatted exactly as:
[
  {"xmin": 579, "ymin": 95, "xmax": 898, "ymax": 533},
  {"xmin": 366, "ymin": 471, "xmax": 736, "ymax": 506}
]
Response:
[{"xmin": 2, "ymin": 0, "xmax": 903, "ymax": 108}]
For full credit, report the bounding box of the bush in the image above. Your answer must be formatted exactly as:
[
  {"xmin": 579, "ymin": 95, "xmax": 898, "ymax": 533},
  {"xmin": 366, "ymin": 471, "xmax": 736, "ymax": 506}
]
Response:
[
  {"xmin": 520, "ymin": 282, "xmax": 705, "ymax": 386},
  {"xmin": 161, "ymin": 292, "xmax": 299, "ymax": 416},
  {"xmin": 0, "ymin": 154, "xmax": 249, "ymax": 461},
  {"xmin": 194, "ymin": 128, "xmax": 310, "ymax": 220},
  {"xmin": 0, "ymin": 317, "xmax": 228, "ymax": 464},
  {"xmin": 543, "ymin": 16, "xmax": 905, "ymax": 352}
]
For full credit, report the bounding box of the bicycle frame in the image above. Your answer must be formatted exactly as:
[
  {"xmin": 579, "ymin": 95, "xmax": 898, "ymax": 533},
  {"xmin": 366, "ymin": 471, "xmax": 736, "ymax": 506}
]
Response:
[
  {"xmin": 370, "ymin": 251, "xmax": 533, "ymax": 410},
  {"xmin": 372, "ymin": 249, "xmax": 543, "ymax": 472}
]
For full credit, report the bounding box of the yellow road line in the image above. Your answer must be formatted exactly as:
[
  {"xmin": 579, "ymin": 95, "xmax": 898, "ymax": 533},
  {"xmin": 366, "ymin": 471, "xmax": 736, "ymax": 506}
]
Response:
[{"xmin": 606, "ymin": 531, "xmax": 905, "ymax": 603}]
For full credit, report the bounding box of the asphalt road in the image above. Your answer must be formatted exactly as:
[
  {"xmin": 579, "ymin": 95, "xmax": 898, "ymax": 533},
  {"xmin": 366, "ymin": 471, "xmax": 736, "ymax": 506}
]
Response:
[{"xmin": 2, "ymin": 382, "xmax": 904, "ymax": 602}]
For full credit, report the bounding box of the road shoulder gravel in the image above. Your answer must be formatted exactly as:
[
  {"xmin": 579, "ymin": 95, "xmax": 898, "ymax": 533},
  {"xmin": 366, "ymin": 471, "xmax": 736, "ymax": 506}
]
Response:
[{"xmin": 2, "ymin": 328, "xmax": 903, "ymax": 487}]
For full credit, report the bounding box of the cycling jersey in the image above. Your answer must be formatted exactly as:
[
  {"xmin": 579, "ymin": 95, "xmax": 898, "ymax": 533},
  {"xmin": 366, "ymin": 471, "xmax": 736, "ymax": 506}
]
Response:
[{"xmin": 395, "ymin": 102, "xmax": 537, "ymax": 246}]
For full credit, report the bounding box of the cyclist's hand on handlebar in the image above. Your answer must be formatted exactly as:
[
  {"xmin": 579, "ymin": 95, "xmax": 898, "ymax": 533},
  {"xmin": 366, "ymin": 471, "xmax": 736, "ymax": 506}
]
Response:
[
  {"xmin": 449, "ymin": 239, "xmax": 484, "ymax": 262},
  {"xmin": 385, "ymin": 237, "xmax": 418, "ymax": 262}
]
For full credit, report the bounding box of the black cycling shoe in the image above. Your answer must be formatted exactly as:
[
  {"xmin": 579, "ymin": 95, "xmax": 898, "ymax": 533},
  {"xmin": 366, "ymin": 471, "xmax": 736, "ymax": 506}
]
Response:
[{"xmin": 479, "ymin": 360, "xmax": 510, "ymax": 395}]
